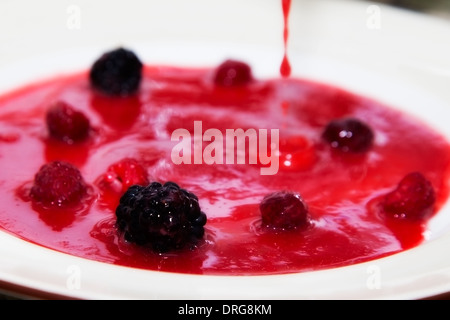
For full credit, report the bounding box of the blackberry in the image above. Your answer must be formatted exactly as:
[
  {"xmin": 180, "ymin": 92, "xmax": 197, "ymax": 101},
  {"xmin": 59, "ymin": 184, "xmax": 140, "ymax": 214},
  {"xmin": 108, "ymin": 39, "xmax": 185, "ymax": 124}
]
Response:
[
  {"xmin": 115, "ymin": 181, "xmax": 207, "ymax": 253},
  {"xmin": 89, "ymin": 47, "xmax": 143, "ymax": 96},
  {"xmin": 322, "ymin": 118, "xmax": 374, "ymax": 153}
]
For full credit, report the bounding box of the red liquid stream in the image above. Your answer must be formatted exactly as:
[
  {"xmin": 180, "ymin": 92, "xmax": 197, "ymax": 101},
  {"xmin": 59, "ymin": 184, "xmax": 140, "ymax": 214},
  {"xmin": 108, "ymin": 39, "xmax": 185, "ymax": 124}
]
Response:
[{"xmin": 280, "ymin": 0, "xmax": 292, "ymax": 78}]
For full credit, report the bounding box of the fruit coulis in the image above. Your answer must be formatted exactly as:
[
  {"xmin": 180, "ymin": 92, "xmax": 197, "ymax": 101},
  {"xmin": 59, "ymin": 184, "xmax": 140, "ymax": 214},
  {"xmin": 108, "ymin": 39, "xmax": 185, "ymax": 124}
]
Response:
[{"xmin": 0, "ymin": 62, "xmax": 450, "ymax": 275}]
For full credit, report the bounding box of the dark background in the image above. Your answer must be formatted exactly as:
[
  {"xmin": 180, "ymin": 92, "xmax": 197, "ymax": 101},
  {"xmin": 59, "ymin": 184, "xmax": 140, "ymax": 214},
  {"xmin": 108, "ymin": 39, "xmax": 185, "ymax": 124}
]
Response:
[{"xmin": 371, "ymin": 0, "xmax": 450, "ymax": 18}]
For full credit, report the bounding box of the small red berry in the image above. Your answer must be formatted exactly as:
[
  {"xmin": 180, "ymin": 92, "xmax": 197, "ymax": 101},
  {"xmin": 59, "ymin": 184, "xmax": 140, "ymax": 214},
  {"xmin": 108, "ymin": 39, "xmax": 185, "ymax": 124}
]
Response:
[
  {"xmin": 322, "ymin": 118, "xmax": 374, "ymax": 153},
  {"xmin": 30, "ymin": 161, "xmax": 88, "ymax": 208},
  {"xmin": 99, "ymin": 158, "xmax": 149, "ymax": 194},
  {"xmin": 382, "ymin": 172, "xmax": 436, "ymax": 221},
  {"xmin": 46, "ymin": 101, "xmax": 90, "ymax": 143},
  {"xmin": 260, "ymin": 191, "xmax": 309, "ymax": 231},
  {"xmin": 213, "ymin": 60, "xmax": 253, "ymax": 87}
]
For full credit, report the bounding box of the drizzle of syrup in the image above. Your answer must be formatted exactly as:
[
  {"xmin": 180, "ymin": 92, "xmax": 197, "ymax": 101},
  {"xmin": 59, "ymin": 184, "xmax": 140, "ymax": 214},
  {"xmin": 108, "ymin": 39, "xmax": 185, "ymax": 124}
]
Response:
[
  {"xmin": 280, "ymin": 0, "xmax": 292, "ymax": 78},
  {"xmin": 280, "ymin": 0, "xmax": 292, "ymax": 120}
]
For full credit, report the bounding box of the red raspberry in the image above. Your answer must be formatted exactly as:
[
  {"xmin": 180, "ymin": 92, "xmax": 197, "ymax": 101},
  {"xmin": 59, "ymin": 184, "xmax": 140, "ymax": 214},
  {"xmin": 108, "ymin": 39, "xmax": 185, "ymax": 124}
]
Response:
[
  {"xmin": 99, "ymin": 158, "xmax": 149, "ymax": 194},
  {"xmin": 382, "ymin": 172, "xmax": 436, "ymax": 221},
  {"xmin": 46, "ymin": 101, "xmax": 90, "ymax": 143},
  {"xmin": 30, "ymin": 161, "xmax": 88, "ymax": 208},
  {"xmin": 213, "ymin": 60, "xmax": 253, "ymax": 87},
  {"xmin": 260, "ymin": 191, "xmax": 309, "ymax": 231}
]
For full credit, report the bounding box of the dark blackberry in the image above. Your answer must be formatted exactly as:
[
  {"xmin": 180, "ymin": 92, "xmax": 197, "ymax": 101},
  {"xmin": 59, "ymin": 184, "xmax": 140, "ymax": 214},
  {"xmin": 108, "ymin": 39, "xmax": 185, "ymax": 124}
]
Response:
[
  {"xmin": 213, "ymin": 59, "xmax": 253, "ymax": 87},
  {"xmin": 89, "ymin": 47, "xmax": 143, "ymax": 96},
  {"xmin": 322, "ymin": 118, "xmax": 374, "ymax": 153},
  {"xmin": 115, "ymin": 181, "xmax": 207, "ymax": 253}
]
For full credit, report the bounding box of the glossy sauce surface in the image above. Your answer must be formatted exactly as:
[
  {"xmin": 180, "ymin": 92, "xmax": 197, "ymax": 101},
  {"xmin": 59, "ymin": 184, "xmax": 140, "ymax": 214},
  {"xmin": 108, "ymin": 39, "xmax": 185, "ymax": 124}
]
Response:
[{"xmin": 0, "ymin": 66, "xmax": 450, "ymax": 275}]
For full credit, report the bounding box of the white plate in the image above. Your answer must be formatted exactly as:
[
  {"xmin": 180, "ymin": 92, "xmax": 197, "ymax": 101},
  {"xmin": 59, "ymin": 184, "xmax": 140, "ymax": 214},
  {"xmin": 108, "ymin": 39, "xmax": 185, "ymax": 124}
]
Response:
[{"xmin": 1, "ymin": 0, "xmax": 450, "ymax": 300}]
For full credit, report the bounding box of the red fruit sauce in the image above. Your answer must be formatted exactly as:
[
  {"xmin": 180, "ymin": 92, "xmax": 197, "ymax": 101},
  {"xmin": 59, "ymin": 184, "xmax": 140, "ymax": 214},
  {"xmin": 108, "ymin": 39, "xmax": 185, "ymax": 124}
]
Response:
[{"xmin": 0, "ymin": 64, "xmax": 449, "ymax": 275}]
